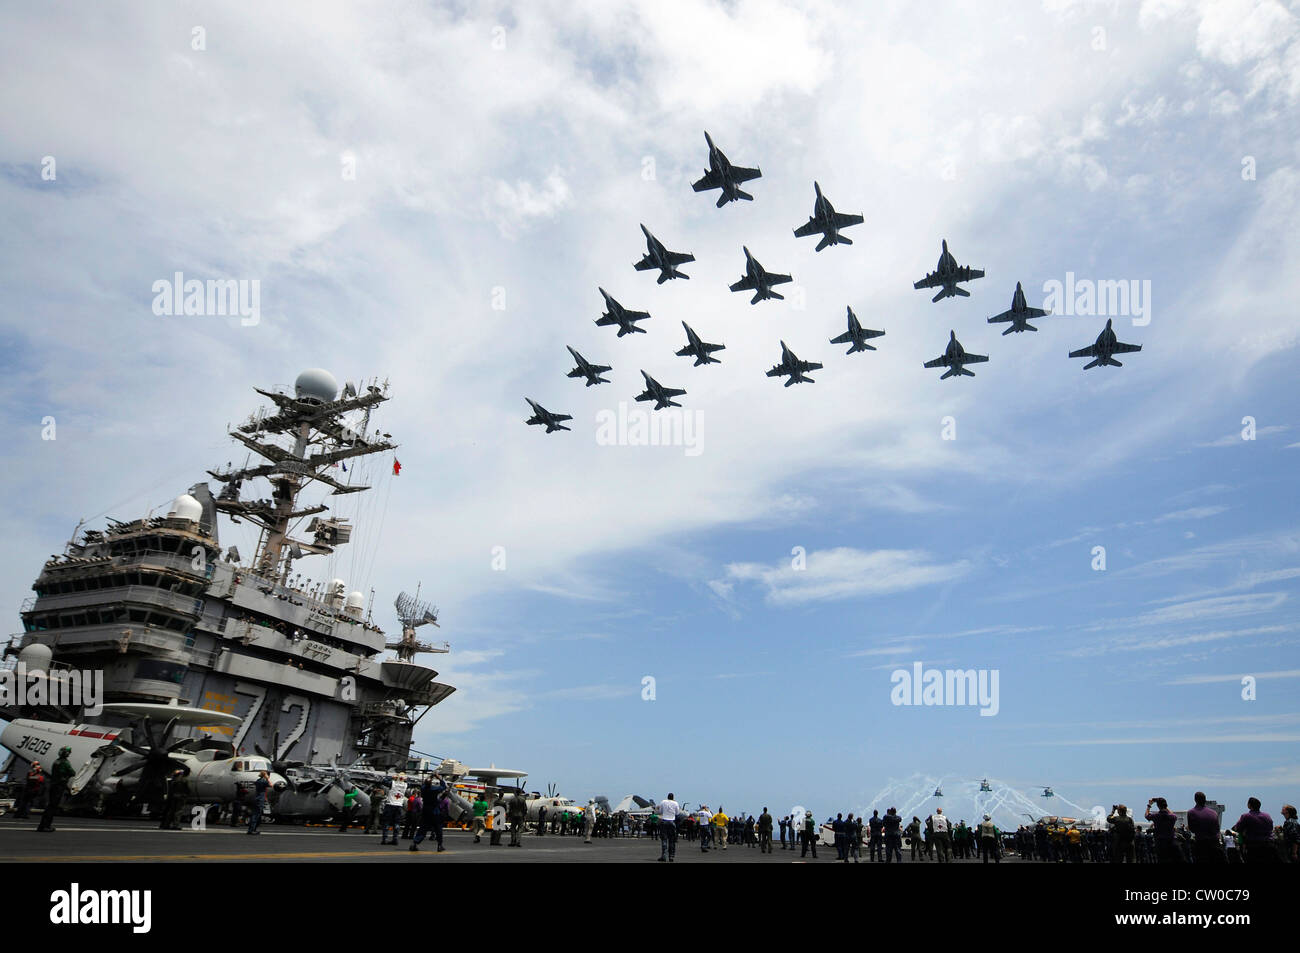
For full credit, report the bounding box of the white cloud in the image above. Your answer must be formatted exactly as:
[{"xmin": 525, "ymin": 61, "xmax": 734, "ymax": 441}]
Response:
[{"xmin": 718, "ymin": 547, "xmax": 970, "ymax": 606}]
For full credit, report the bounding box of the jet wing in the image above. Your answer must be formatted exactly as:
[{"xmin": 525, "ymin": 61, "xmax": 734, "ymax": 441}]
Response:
[
  {"xmin": 674, "ymin": 344, "xmax": 694, "ymax": 357},
  {"xmin": 732, "ymin": 166, "xmax": 761, "ymax": 183},
  {"xmin": 730, "ymin": 276, "xmax": 757, "ymax": 292},
  {"xmin": 765, "ymin": 366, "xmax": 787, "ymax": 378},
  {"xmin": 793, "ymin": 220, "xmax": 822, "ymax": 238},
  {"xmin": 590, "ymin": 363, "xmax": 611, "ymax": 374},
  {"xmin": 666, "ymin": 251, "xmax": 695, "ymax": 266},
  {"xmin": 957, "ymin": 266, "xmax": 985, "ymax": 281},
  {"xmin": 832, "ymin": 212, "xmax": 864, "ymax": 228},
  {"xmin": 986, "ymin": 308, "xmax": 1015, "ymax": 324},
  {"xmin": 1111, "ymin": 342, "xmax": 1143, "ymax": 354},
  {"xmin": 662, "ymin": 386, "xmax": 686, "ymax": 398},
  {"xmin": 798, "ymin": 360, "xmax": 823, "ymax": 372},
  {"xmin": 1023, "ymin": 307, "xmax": 1048, "ymax": 319},
  {"xmin": 830, "ymin": 331, "xmax": 854, "ymax": 344},
  {"xmin": 633, "ymin": 257, "xmax": 656, "ymax": 271},
  {"xmin": 963, "ymin": 354, "xmax": 989, "ymax": 364},
  {"xmin": 923, "ymin": 355, "xmax": 951, "ymax": 368},
  {"xmin": 692, "ymin": 171, "xmax": 722, "ymax": 192},
  {"xmin": 767, "ymin": 272, "xmax": 793, "ymax": 286},
  {"xmin": 1068, "ymin": 344, "xmax": 1099, "ymax": 359},
  {"xmin": 914, "ymin": 272, "xmax": 943, "ymax": 290}
]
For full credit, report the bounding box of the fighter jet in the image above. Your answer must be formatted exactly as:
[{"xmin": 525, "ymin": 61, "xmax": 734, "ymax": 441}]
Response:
[
  {"xmin": 913, "ymin": 240, "xmax": 985, "ymax": 302},
  {"xmin": 634, "ymin": 370, "xmax": 686, "ymax": 410},
  {"xmin": 565, "ymin": 346, "xmax": 611, "ymax": 386},
  {"xmin": 634, "ymin": 224, "xmax": 694, "ymax": 283},
  {"xmin": 595, "ymin": 287, "xmax": 650, "ymax": 337},
  {"xmin": 924, "ymin": 330, "xmax": 989, "ymax": 379},
  {"xmin": 792, "ymin": 182, "xmax": 864, "ymax": 251},
  {"xmin": 729, "ymin": 247, "xmax": 792, "ymax": 304},
  {"xmin": 692, "ymin": 131, "xmax": 761, "ymax": 207},
  {"xmin": 987, "ymin": 281, "xmax": 1051, "ymax": 334},
  {"xmin": 830, "ymin": 306, "xmax": 885, "ymax": 354},
  {"xmin": 1068, "ymin": 318, "xmax": 1143, "ymax": 369},
  {"xmin": 766, "ymin": 341, "xmax": 823, "ymax": 386},
  {"xmin": 675, "ymin": 322, "xmax": 725, "ymax": 366},
  {"xmin": 524, "ymin": 398, "xmax": 572, "ymax": 432}
]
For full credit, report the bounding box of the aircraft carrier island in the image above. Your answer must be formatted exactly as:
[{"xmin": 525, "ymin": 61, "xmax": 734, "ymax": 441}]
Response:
[{"xmin": 0, "ymin": 370, "xmax": 457, "ymax": 818}]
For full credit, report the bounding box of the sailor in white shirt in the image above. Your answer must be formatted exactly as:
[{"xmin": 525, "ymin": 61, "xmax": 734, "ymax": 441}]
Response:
[
  {"xmin": 657, "ymin": 793, "xmax": 684, "ymax": 862},
  {"xmin": 697, "ymin": 804, "xmax": 713, "ymax": 852}
]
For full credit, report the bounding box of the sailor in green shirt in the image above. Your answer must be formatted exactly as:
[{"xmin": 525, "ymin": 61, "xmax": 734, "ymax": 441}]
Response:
[
  {"xmin": 37, "ymin": 746, "xmax": 76, "ymax": 832},
  {"xmin": 472, "ymin": 795, "xmax": 488, "ymax": 843},
  {"xmin": 338, "ymin": 784, "xmax": 360, "ymax": 833}
]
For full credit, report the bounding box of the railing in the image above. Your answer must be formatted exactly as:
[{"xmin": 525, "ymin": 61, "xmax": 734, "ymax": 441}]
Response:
[{"xmin": 23, "ymin": 585, "xmax": 204, "ymax": 618}]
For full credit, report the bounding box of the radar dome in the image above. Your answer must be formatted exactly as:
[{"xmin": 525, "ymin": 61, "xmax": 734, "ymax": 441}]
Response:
[
  {"xmin": 294, "ymin": 368, "xmax": 338, "ymax": 405},
  {"xmin": 18, "ymin": 643, "xmax": 53, "ymax": 673},
  {"xmin": 167, "ymin": 493, "xmax": 203, "ymax": 523},
  {"xmin": 344, "ymin": 590, "xmax": 366, "ymax": 620}
]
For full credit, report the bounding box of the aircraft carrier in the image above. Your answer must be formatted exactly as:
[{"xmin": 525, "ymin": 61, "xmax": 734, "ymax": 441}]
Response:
[{"xmin": 0, "ymin": 369, "xmax": 454, "ymax": 787}]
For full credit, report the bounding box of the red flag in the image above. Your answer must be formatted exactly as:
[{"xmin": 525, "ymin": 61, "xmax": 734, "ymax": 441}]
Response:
[{"xmin": 392, "ymin": 459, "xmax": 402, "ymax": 476}]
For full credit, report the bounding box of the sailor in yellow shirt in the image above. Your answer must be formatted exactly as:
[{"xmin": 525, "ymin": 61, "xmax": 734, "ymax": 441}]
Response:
[{"xmin": 712, "ymin": 808, "xmax": 729, "ymax": 849}]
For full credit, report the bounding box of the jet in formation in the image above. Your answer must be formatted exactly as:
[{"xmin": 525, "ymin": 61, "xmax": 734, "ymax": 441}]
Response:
[
  {"xmin": 524, "ymin": 398, "xmax": 572, "ymax": 432},
  {"xmin": 675, "ymin": 322, "xmax": 725, "ymax": 366},
  {"xmin": 634, "ymin": 224, "xmax": 695, "ymax": 283},
  {"xmin": 830, "ymin": 306, "xmax": 885, "ymax": 354},
  {"xmin": 635, "ymin": 370, "xmax": 686, "ymax": 410},
  {"xmin": 729, "ymin": 246, "xmax": 792, "ymax": 304},
  {"xmin": 792, "ymin": 182, "xmax": 864, "ymax": 251},
  {"xmin": 691, "ymin": 131, "xmax": 762, "ymax": 207},
  {"xmin": 924, "ymin": 330, "xmax": 989, "ymax": 379},
  {"xmin": 913, "ymin": 240, "xmax": 985, "ymax": 302},
  {"xmin": 595, "ymin": 287, "xmax": 650, "ymax": 337},
  {"xmin": 987, "ymin": 281, "xmax": 1051, "ymax": 334},
  {"xmin": 1068, "ymin": 318, "xmax": 1143, "ymax": 369},
  {"xmin": 766, "ymin": 341, "xmax": 823, "ymax": 386},
  {"xmin": 565, "ymin": 346, "xmax": 611, "ymax": 386}
]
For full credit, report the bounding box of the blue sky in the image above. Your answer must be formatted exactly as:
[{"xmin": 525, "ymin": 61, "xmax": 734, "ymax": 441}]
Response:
[{"xmin": 1, "ymin": 0, "xmax": 1298, "ymax": 827}]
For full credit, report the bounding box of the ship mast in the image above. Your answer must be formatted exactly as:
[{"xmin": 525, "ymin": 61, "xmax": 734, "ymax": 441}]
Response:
[{"xmin": 208, "ymin": 370, "xmax": 396, "ymax": 584}]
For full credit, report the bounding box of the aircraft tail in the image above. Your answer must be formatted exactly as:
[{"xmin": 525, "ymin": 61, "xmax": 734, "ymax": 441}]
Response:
[
  {"xmin": 736, "ymin": 189, "xmax": 753, "ymax": 201},
  {"xmin": 716, "ymin": 193, "xmax": 729, "ymax": 208},
  {"xmin": 1106, "ymin": 357, "xmax": 1122, "ymax": 367},
  {"xmin": 960, "ymin": 367, "xmax": 975, "ymax": 377},
  {"xmin": 815, "ymin": 235, "xmax": 832, "ymax": 252},
  {"xmin": 940, "ymin": 367, "xmax": 957, "ymax": 380},
  {"xmin": 657, "ymin": 272, "xmax": 670, "ymax": 284},
  {"xmin": 953, "ymin": 286, "xmax": 970, "ymax": 297},
  {"xmin": 1025, "ymin": 323, "xmax": 1038, "ymax": 332},
  {"xmin": 1002, "ymin": 325, "xmax": 1015, "ymax": 335},
  {"xmin": 767, "ymin": 290, "xmax": 784, "ymax": 301},
  {"xmin": 932, "ymin": 289, "xmax": 948, "ymax": 303},
  {"xmin": 784, "ymin": 377, "xmax": 797, "ymax": 387},
  {"xmin": 1083, "ymin": 357, "xmax": 1103, "ymax": 369}
]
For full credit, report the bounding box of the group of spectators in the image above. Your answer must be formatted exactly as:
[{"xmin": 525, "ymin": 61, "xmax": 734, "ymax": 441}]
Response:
[{"xmin": 636, "ymin": 791, "xmax": 1299, "ymax": 863}]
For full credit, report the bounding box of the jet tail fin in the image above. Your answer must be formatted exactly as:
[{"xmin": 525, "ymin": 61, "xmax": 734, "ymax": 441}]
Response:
[
  {"xmin": 940, "ymin": 367, "xmax": 957, "ymax": 380},
  {"xmin": 961, "ymin": 367, "xmax": 975, "ymax": 376},
  {"xmin": 1083, "ymin": 357, "xmax": 1103, "ymax": 369},
  {"xmin": 767, "ymin": 290, "xmax": 784, "ymax": 301},
  {"xmin": 953, "ymin": 286, "xmax": 970, "ymax": 297},
  {"xmin": 736, "ymin": 189, "xmax": 753, "ymax": 201},
  {"xmin": 815, "ymin": 235, "xmax": 832, "ymax": 252},
  {"xmin": 1002, "ymin": 325, "xmax": 1015, "ymax": 336}
]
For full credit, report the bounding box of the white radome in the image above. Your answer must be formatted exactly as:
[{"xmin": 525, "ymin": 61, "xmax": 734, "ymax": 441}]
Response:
[
  {"xmin": 167, "ymin": 493, "xmax": 203, "ymax": 523},
  {"xmin": 294, "ymin": 368, "xmax": 338, "ymax": 404}
]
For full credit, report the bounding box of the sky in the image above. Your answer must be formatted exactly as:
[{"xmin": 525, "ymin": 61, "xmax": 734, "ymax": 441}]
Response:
[{"xmin": 1, "ymin": 0, "xmax": 1298, "ymax": 828}]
